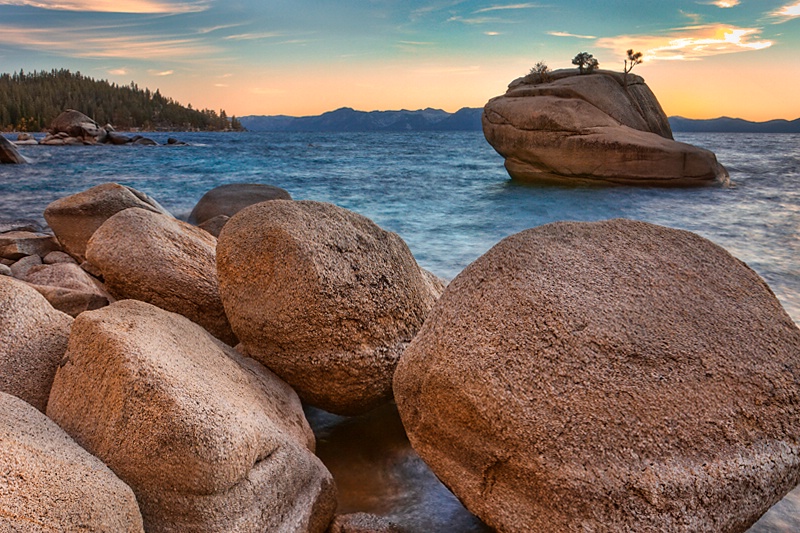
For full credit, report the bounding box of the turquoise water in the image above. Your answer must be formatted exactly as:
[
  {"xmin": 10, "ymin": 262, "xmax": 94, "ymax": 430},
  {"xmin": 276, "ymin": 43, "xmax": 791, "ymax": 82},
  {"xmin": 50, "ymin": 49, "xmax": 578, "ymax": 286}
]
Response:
[
  {"xmin": 2, "ymin": 131, "xmax": 799, "ymax": 531},
  {"xmin": 2, "ymin": 131, "xmax": 798, "ymax": 323}
]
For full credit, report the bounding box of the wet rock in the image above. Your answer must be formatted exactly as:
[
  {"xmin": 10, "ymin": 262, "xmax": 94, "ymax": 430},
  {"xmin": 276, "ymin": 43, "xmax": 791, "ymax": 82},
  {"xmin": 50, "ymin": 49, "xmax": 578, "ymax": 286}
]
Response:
[
  {"xmin": 483, "ymin": 69, "xmax": 728, "ymax": 186},
  {"xmin": 188, "ymin": 183, "xmax": 292, "ymax": 225},
  {"xmin": 47, "ymin": 300, "xmax": 337, "ymax": 533},
  {"xmin": 44, "ymin": 182, "xmax": 170, "ymax": 262},
  {"xmin": 217, "ymin": 200, "xmax": 443, "ymax": 415},
  {"xmin": 131, "ymin": 135, "xmax": 158, "ymax": 146},
  {"xmin": 0, "ymin": 134, "xmax": 27, "ymax": 163},
  {"xmin": 394, "ymin": 219, "xmax": 800, "ymax": 532},
  {"xmin": 0, "ymin": 391, "xmax": 144, "ymax": 532},
  {"xmin": 86, "ymin": 207, "xmax": 236, "ymax": 344},
  {"xmin": 107, "ymin": 131, "xmax": 133, "ymax": 145},
  {"xmin": 0, "ymin": 276, "xmax": 72, "ymax": 412}
]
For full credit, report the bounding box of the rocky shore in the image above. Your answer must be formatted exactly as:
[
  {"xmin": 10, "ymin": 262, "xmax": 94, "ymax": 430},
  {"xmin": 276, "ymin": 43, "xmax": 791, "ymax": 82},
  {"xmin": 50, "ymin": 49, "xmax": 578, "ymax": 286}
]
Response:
[{"xmin": 2, "ymin": 182, "xmax": 800, "ymax": 532}]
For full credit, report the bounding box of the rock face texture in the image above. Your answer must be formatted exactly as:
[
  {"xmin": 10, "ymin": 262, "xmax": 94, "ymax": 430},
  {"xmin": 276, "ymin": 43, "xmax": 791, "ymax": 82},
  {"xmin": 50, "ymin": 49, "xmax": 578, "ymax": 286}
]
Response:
[
  {"xmin": 188, "ymin": 183, "xmax": 292, "ymax": 225},
  {"xmin": 24, "ymin": 262, "xmax": 112, "ymax": 317},
  {"xmin": 0, "ymin": 276, "xmax": 73, "ymax": 412},
  {"xmin": 0, "ymin": 391, "xmax": 144, "ymax": 532},
  {"xmin": 217, "ymin": 200, "xmax": 443, "ymax": 415},
  {"xmin": 44, "ymin": 182, "xmax": 169, "ymax": 262},
  {"xmin": 46, "ymin": 300, "xmax": 337, "ymax": 533},
  {"xmin": 482, "ymin": 69, "xmax": 729, "ymax": 186},
  {"xmin": 394, "ymin": 219, "xmax": 800, "ymax": 532},
  {"xmin": 85, "ymin": 207, "xmax": 235, "ymax": 344},
  {"xmin": 0, "ymin": 134, "xmax": 26, "ymax": 163}
]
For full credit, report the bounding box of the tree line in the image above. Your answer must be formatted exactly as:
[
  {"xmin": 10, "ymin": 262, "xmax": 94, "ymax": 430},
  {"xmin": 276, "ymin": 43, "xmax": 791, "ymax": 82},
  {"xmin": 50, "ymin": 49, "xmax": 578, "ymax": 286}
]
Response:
[{"xmin": 0, "ymin": 69, "xmax": 244, "ymax": 132}]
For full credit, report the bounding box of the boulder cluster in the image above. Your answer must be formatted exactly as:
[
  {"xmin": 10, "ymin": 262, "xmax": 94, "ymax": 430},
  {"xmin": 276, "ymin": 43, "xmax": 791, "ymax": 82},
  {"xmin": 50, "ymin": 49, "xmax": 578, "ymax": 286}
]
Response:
[
  {"xmin": 0, "ymin": 110, "xmax": 187, "ymax": 155},
  {"xmin": 2, "ymin": 181, "xmax": 799, "ymax": 532},
  {"xmin": 482, "ymin": 69, "xmax": 730, "ymax": 186}
]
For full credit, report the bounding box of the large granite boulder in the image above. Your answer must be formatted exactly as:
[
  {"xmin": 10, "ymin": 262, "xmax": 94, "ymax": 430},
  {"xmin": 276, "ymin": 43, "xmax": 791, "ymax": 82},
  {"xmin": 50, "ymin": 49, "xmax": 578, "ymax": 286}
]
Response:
[
  {"xmin": 0, "ymin": 134, "xmax": 26, "ymax": 164},
  {"xmin": 48, "ymin": 109, "xmax": 107, "ymax": 144},
  {"xmin": 0, "ymin": 276, "xmax": 73, "ymax": 412},
  {"xmin": 46, "ymin": 300, "xmax": 337, "ymax": 533},
  {"xmin": 0, "ymin": 391, "xmax": 144, "ymax": 532},
  {"xmin": 483, "ymin": 69, "xmax": 729, "ymax": 186},
  {"xmin": 394, "ymin": 219, "xmax": 800, "ymax": 532},
  {"xmin": 86, "ymin": 207, "xmax": 236, "ymax": 344},
  {"xmin": 0, "ymin": 230, "xmax": 60, "ymax": 261},
  {"xmin": 44, "ymin": 182, "xmax": 170, "ymax": 262},
  {"xmin": 188, "ymin": 183, "xmax": 292, "ymax": 225},
  {"xmin": 217, "ymin": 200, "xmax": 443, "ymax": 415}
]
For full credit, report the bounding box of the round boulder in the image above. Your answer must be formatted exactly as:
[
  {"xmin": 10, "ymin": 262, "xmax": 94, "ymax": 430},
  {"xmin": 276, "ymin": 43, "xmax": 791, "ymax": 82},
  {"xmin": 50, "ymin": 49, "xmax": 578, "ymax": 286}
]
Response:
[
  {"xmin": 0, "ymin": 276, "xmax": 72, "ymax": 412},
  {"xmin": 44, "ymin": 182, "xmax": 170, "ymax": 262},
  {"xmin": 0, "ymin": 391, "xmax": 144, "ymax": 532},
  {"xmin": 188, "ymin": 183, "xmax": 292, "ymax": 225},
  {"xmin": 0, "ymin": 134, "xmax": 27, "ymax": 164},
  {"xmin": 394, "ymin": 219, "xmax": 800, "ymax": 532},
  {"xmin": 86, "ymin": 207, "xmax": 235, "ymax": 344},
  {"xmin": 217, "ymin": 200, "xmax": 443, "ymax": 415},
  {"xmin": 46, "ymin": 300, "xmax": 337, "ymax": 533}
]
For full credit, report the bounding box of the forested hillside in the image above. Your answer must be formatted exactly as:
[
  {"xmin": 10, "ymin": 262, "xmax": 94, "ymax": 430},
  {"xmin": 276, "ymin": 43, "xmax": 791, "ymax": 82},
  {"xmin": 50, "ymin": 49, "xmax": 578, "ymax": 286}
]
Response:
[{"xmin": 0, "ymin": 69, "xmax": 243, "ymax": 132}]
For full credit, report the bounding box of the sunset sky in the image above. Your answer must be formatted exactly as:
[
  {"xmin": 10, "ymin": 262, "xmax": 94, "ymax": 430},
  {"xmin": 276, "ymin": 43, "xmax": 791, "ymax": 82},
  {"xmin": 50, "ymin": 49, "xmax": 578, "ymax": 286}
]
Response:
[{"xmin": 1, "ymin": 0, "xmax": 799, "ymax": 121}]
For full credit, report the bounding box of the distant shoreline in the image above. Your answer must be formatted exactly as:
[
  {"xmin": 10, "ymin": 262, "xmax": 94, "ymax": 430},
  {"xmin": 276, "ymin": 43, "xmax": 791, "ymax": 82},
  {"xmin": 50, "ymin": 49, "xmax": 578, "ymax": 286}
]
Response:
[{"xmin": 236, "ymin": 108, "xmax": 800, "ymax": 134}]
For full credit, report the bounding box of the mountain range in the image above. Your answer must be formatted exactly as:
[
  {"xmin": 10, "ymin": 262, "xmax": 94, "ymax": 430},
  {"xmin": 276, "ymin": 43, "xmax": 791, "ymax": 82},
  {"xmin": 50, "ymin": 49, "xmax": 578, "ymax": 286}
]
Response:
[{"xmin": 238, "ymin": 108, "xmax": 800, "ymax": 134}]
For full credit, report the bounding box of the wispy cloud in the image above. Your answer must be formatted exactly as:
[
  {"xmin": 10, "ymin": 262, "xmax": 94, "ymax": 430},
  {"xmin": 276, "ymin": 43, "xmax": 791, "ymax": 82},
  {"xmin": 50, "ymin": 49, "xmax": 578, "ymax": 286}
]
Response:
[
  {"xmin": 484, "ymin": 31, "xmax": 501, "ymax": 36},
  {"xmin": 0, "ymin": 24, "xmax": 218, "ymax": 61},
  {"xmin": 150, "ymin": 69, "xmax": 174, "ymax": 76},
  {"xmin": 0, "ymin": 0, "xmax": 209, "ymax": 14},
  {"xmin": 223, "ymin": 32, "xmax": 283, "ymax": 41},
  {"xmin": 596, "ymin": 25, "xmax": 772, "ymax": 61},
  {"xmin": 448, "ymin": 16, "xmax": 509, "ymax": 24},
  {"xmin": 108, "ymin": 68, "xmax": 128, "ymax": 75},
  {"xmin": 771, "ymin": 1, "xmax": 800, "ymax": 21},
  {"xmin": 397, "ymin": 40, "xmax": 435, "ymax": 46},
  {"xmin": 706, "ymin": 0, "xmax": 740, "ymax": 7},
  {"xmin": 548, "ymin": 31, "xmax": 596, "ymax": 39},
  {"xmin": 473, "ymin": 3, "xmax": 541, "ymax": 14}
]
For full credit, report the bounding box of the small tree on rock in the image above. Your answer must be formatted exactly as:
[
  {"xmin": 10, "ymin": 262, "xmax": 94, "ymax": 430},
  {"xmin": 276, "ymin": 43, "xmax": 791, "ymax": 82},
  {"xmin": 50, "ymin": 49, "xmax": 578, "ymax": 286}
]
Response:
[
  {"xmin": 624, "ymin": 49, "xmax": 643, "ymax": 88},
  {"xmin": 572, "ymin": 52, "xmax": 599, "ymax": 74},
  {"xmin": 529, "ymin": 61, "xmax": 551, "ymax": 84}
]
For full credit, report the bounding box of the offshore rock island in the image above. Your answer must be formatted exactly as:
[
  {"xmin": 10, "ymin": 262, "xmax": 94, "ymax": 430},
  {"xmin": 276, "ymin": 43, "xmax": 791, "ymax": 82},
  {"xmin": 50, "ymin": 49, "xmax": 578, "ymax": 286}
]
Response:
[{"xmin": 482, "ymin": 69, "xmax": 730, "ymax": 186}]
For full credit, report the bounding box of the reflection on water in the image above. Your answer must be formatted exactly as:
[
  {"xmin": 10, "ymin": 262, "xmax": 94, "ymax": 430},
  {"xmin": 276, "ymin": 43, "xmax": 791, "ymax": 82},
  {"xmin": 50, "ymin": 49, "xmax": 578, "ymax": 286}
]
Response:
[
  {"xmin": 305, "ymin": 403, "xmax": 491, "ymax": 533},
  {"xmin": 306, "ymin": 403, "xmax": 800, "ymax": 532}
]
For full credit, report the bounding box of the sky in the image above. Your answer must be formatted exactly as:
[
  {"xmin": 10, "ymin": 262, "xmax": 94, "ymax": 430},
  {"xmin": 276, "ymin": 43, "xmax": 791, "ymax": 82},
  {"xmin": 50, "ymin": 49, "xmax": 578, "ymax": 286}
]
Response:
[{"xmin": 0, "ymin": 0, "xmax": 799, "ymax": 120}]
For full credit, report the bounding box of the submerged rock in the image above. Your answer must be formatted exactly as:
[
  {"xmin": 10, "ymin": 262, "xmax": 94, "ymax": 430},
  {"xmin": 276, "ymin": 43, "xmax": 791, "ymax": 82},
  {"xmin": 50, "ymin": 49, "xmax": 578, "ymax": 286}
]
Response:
[
  {"xmin": 47, "ymin": 300, "xmax": 337, "ymax": 533},
  {"xmin": 483, "ymin": 69, "xmax": 729, "ymax": 186},
  {"xmin": 0, "ymin": 391, "xmax": 144, "ymax": 532},
  {"xmin": 86, "ymin": 207, "xmax": 236, "ymax": 344},
  {"xmin": 394, "ymin": 219, "xmax": 800, "ymax": 532},
  {"xmin": 217, "ymin": 200, "xmax": 443, "ymax": 415},
  {"xmin": 188, "ymin": 183, "xmax": 292, "ymax": 225},
  {"xmin": 0, "ymin": 276, "xmax": 73, "ymax": 412}
]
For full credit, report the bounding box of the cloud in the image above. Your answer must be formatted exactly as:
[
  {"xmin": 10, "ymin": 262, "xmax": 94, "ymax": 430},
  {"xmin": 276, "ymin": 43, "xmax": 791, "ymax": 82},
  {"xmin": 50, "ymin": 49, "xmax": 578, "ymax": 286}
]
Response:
[
  {"xmin": 447, "ymin": 16, "xmax": 508, "ymax": 24},
  {"xmin": 595, "ymin": 25, "xmax": 772, "ymax": 61},
  {"xmin": 472, "ymin": 3, "xmax": 541, "ymax": 14},
  {"xmin": 150, "ymin": 69, "xmax": 174, "ymax": 76},
  {"xmin": 397, "ymin": 40, "xmax": 435, "ymax": 46},
  {"xmin": 707, "ymin": 0, "xmax": 739, "ymax": 7},
  {"xmin": 0, "ymin": 0, "xmax": 209, "ymax": 14},
  {"xmin": 484, "ymin": 31, "xmax": 501, "ymax": 36},
  {"xmin": 223, "ymin": 32, "xmax": 283, "ymax": 41},
  {"xmin": 771, "ymin": 1, "xmax": 800, "ymax": 21},
  {"xmin": 108, "ymin": 68, "xmax": 128, "ymax": 75},
  {"xmin": 548, "ymin": 31, "xmax": 596, "ymax": 39},
  {"xmin": 0, "ymin": 24, "xmax": 218, "ymax": 61}
]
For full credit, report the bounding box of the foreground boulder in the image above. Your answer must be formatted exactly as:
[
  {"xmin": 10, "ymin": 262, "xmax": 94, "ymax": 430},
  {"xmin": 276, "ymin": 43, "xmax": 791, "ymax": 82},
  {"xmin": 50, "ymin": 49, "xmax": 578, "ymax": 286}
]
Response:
[
  {"xmin": 86, "ymin": 207, "xmax": 235, "ymax": 344},
  {"xmin": 0, "ymin": 391, "xmax": 144, "ymax": 532},
  {"xmin": 44, "ymin": 182, "xmax": 170, "ymax": 262},
  {"xmin": 47, "ymin": 300, "xmax": 337, "ymax": 533},
  {"xmin": 0, "ymin": 276, "xmax": 72, "ymax": 412},
  {"xmin": 24, "ymin": 262, "xmax": 112, "ymax": 316},
  {"xmin": 394, "ymin": 219, "xmax": 800, "ymax": 532},
  {"xmin": 482, "ymin": 69, "xmax": 729, "ymax": 186},
  {"xmin": 188, "ymin": 183, "xmax": 292, "ymax": 225},
  {"xmin": 0, "ymin": 134, "xmax": 26, "ymax": 163},
  {"xmin": 217, "ymin": 200, "xmax": 443, "ymax": 415}
]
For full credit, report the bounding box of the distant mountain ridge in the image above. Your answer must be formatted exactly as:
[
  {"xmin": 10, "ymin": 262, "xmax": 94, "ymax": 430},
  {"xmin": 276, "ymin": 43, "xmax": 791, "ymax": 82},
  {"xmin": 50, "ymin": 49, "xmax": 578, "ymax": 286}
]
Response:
[{"xmin": 239, "ymin": 108, "xmax": 800, "ymax": 133}]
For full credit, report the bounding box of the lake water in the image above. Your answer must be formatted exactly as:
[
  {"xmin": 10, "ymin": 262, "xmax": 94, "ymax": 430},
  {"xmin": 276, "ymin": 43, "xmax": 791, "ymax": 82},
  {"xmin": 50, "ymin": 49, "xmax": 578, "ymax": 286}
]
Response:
[{"xmin": 1, "ymin": 131, "xmax": 799, "ymax": 531}]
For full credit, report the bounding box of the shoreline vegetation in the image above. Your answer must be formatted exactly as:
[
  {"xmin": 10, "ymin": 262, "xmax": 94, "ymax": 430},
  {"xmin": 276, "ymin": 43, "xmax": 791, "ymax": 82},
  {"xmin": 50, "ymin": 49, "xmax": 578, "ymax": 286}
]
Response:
[{"xmin": 0, "ymin": 69, "xmax": 244, "ymax": 133}]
